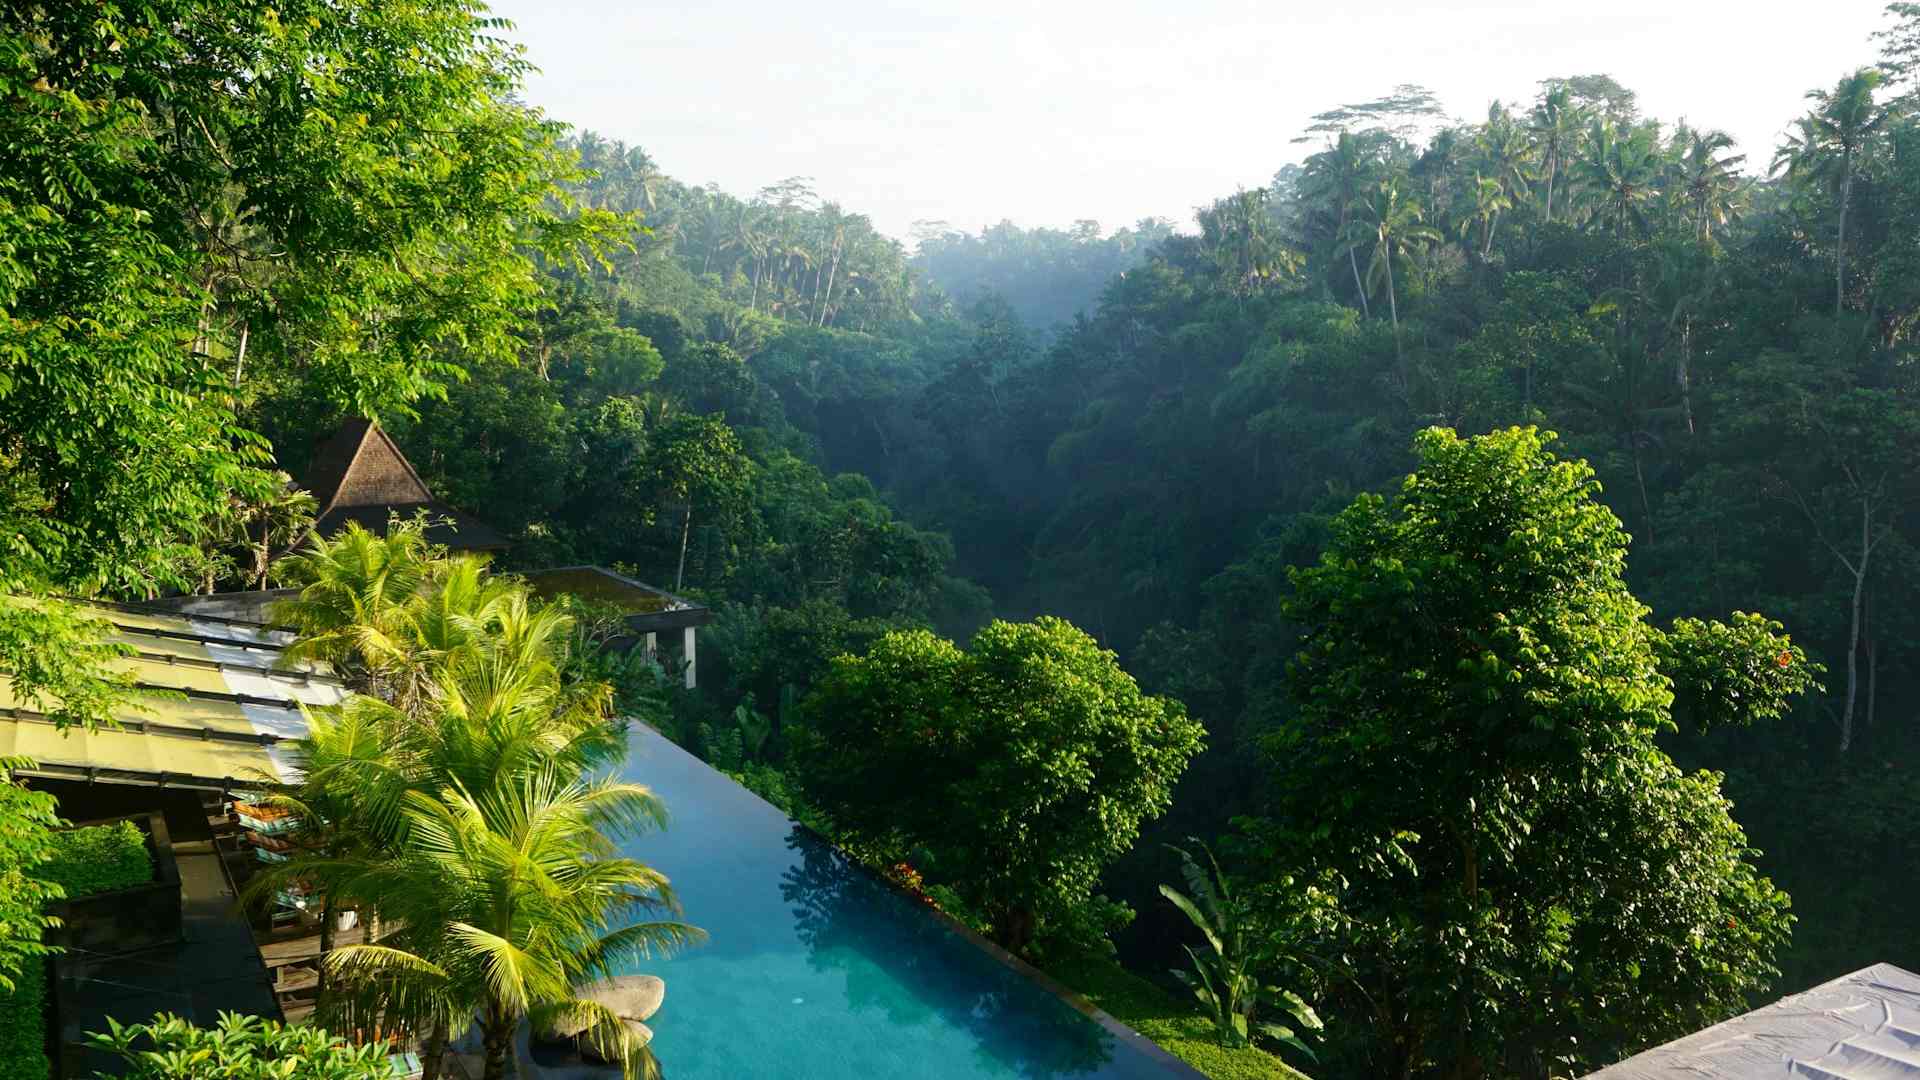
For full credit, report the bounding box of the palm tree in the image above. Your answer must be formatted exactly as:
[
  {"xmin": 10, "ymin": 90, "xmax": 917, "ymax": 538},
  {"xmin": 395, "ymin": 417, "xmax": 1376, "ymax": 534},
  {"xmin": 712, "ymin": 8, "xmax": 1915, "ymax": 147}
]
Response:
[
  {"xmin": 1339, "ymin": 179, "xmax": 1441, "ymax": 362},
  {"xmin": 1472, "ymin": 102, "xmax": 1536, "ymax": 254},
  {"xmin": 1774, "ymin": 68, "xmax": 1894, "ymax": 314},
  {"xmin": 245, "ymin": 698, "xmax": 409, "ymax": 998},
  {"xmin": 325, "ymin": 770, "xmax": 705, "ymax": 1080},
  {"xmin": 271, "ymin": 522, "xmax": 434, "ymax": 695},
  {"xmin": 1676, "ymin": 126, "xmax": 1747, "ymax": 243},
  {"xmin": 1573, "ymin": 120, "xmax": 1661, "ymax": 240},
  {"xmin": 1460, "ymin": 173, "xmax": 1514, "ymax": 259},
  {"xmin": 1528, "ymin": 85, "xmax": 1585, "ymax": 223},
  {"xmin": 1300, "ymin": 132, "xmax": 1379, "ymax": 316}
]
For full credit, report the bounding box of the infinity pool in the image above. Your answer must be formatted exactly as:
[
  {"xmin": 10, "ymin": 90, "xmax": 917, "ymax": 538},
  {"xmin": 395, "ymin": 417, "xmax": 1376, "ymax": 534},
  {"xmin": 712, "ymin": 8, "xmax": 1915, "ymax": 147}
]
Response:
[{"xmin": 611, "ymin": 727, "xmax": 1194, "ymax": 1079}]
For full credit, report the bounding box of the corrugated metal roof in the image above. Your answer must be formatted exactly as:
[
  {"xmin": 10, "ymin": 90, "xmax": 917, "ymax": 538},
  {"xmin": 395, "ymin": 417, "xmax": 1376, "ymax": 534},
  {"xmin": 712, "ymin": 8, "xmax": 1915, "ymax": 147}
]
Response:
[
  {"xmin": 1586, "ymin": 964, "xmax": 1920, "ymax": 1079},
  {"xmin": 0, "ymin": 606, "xmax": 342, "ymax": 790}
]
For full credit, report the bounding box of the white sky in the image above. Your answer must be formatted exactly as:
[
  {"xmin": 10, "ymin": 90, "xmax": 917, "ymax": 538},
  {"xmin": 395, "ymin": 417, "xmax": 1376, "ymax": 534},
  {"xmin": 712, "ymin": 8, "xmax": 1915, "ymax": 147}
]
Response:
[{"xmin": 492, "ymin": 0, "xmax": 1892, "ymax": 241}]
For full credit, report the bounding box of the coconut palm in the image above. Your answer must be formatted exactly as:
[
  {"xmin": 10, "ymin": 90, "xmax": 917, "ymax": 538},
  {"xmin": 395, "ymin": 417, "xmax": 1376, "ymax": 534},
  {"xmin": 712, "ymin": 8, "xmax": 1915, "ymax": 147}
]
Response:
[
  {"xmin": 324, "ymin": 769, "xmax": 705, "ymax": 1080},
  {"xmin": 1774, "ymin": 68, "xmax": 1894, "ymax": 314},
  {"xmin": 1528, "ymin": 85, "xmax": 1586, "ymax": 223},
  {"xmin": 1339, "ymin": 178, "xmax": 1442, "ymax": 361},
  {"xmin": 271, "ymin": 522, "xmax": 434, "ymax": 694},
  {"xmin": 1676, "ymin": 126, "xmax": 1747, "ymax": 243},
  {"xmin": 1299, "ymin": 131, "xmax": 1381, "ymax": 316},
  {"xmin": 1573, "ymin": 120, "xmax": 1662, "ymax": 240},
  {"xmin": 1472, "ymin": 102, "xmax": 1536, "ymax": 254},
  {"xmin": 244, "ymin": 697, "xmax": 409, "ymax": 996}
]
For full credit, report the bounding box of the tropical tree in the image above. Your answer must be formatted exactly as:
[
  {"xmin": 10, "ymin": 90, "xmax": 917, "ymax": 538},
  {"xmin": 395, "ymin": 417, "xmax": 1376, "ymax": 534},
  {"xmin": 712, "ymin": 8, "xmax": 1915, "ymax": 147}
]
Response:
[
  {"xmin": 1253, "ymin": 426, "xmax": 1812, "ymax": 1077},
  {"xmin": 270, "ymin": 523, "xmax": 435, "ymax": 696},
  {"xmin": 323, "ymin": 771, "xmax": 702, "ymax": 1080},
  {"xmin": 1339, "ymin": 179, "xmax": 1441, "ymax": 360},
  {"xmin": 1299, "ymin": 132, "xmax": 1383, "ymax": 315},
  {"xmin": 1470, "ymin": 102, "xmax": 1536, "ymax": 253},
  {"xmin": 1528, "ymin": 84, "xmax": 1586, "ymax": 222},
  {"xmin": 1675, "ymin": 126, "xmax": 1748, "ymax": 243},
  {"xmin": 1774, "ymin": 68, "xmax": 1895, "ymax": 314},
  {"xmin": 1573, "ymin": 119, "xmax": 1662, "ymax": 239},
  {"xmin": 793, "ymin": 617, "xmax": 1205, "ymax": 955}
]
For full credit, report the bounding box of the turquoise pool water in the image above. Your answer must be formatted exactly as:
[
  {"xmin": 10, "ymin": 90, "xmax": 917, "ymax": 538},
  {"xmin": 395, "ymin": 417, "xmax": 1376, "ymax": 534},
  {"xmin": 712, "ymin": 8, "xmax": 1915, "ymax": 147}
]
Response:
[{"xmin": 608, "ymin": 727, "xmax": 1192, "ymax": 1079}]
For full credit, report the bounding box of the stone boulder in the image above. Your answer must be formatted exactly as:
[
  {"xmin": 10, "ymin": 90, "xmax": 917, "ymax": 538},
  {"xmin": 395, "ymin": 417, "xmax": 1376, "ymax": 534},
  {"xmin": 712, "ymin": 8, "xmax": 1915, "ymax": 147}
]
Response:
[{"xmin": 540, "ymin": 975, "xmax": 667, "ymax": 1040}]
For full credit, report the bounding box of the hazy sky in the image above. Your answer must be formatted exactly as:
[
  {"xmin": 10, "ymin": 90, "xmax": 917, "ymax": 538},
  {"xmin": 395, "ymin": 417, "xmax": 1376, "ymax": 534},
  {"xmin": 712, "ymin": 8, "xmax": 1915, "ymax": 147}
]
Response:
[{"xmin": 492, "ymin": 0, "xmax": 1891, "ymax": 242}]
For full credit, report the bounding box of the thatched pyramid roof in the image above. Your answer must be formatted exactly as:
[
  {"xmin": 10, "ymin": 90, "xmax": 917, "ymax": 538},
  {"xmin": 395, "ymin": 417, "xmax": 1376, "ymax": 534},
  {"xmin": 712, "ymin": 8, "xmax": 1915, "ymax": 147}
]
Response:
[{"xmin": 302, "ymin": 419, "xmax": 508, "ymax": 552}]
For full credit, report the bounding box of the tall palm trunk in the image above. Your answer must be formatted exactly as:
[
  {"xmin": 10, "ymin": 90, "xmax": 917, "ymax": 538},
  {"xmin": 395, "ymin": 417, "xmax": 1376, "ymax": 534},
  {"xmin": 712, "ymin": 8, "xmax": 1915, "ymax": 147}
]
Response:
[
  {"xmin": 317, "ymin": 897, "xmax": 336, "ymax": 996},
  {"xmin": 1678, "ymin": 316, "xmax": 1696, "ymax": 435},
  {"xmin": 1543, "ymin": 157, "xmax": 1556, "ymax": 223},
  {"xmin": 1385, "ymin": 257, "xmax": 1402, "ymax": 363},
  {"xmin": 1836, "ymin": 153, "xmax": 1854, "ymax": 316},
  {"xmin": 482, "ymin": 1006, "xmax": 515, "ymax": 1080},
  {"xmin": 421, "ymin": 1018, "xmax": 450, "ymax": 1080},
  {"xmin": 1343, "ymin": 205, "xmax": 1370, "ymax": 317},
  {"xmin": 1839, "ymin": 493, "xmax": 1871, "ymax": 754},
  {"xmin": 675, "ymin": 502, "xmax": 692, "ymax": 592}
]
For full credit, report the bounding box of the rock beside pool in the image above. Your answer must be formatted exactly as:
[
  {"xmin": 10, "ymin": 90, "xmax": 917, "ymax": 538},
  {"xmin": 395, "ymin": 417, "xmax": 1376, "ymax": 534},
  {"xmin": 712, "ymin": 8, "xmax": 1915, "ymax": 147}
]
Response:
[
  {"xmin": 540, "ymin": 976, "xmax": 667, "ymax": 1039},
  {"xmin": 591, "ymin": 975, "xmax": 667, "ymax": 1022},
  {"xmin": 579, "ymin": 1019, "xmax": 655, "ymax": 1064}
]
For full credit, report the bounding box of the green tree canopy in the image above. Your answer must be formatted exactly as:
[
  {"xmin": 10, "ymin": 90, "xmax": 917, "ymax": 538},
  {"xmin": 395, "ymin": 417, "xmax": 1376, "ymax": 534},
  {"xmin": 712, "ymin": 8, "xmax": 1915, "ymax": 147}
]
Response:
[
  {"xmin": 793, "ymin": 616, "xmax": 1204, "ymax": 954},
  {"xmin": 1251, "ymin": 427, "xmax": 1813, "ymax": 1078}
]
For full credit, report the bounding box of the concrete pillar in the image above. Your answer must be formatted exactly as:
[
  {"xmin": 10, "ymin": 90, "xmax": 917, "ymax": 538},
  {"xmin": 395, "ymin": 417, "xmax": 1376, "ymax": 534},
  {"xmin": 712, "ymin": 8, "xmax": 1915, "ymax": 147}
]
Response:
[
  {"xmin": 643, "ymin": 632, "xmax": 657, "ymax": 662},
  {"xmin": 682, "ymin": 626, "xmax": 697, "ymax": 689}
]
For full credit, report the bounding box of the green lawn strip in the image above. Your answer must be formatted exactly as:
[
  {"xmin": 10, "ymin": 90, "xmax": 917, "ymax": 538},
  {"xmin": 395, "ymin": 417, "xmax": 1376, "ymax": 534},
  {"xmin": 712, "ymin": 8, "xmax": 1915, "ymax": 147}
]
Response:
[
  {"xmin": 1045, "ymin": 950, "xmax": 1313, "ymax": 1080},
  {"xmin": 0, "ymin": 822, "xmax": 157, "ymax": 1079}
]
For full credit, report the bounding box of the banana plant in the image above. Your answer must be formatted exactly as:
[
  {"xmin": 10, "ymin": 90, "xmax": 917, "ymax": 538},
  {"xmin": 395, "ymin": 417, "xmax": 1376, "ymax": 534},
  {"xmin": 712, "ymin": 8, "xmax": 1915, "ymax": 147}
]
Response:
[{"xmin": 1160, "ymin": 839, "xmax": 1322, "ymax": 1062}]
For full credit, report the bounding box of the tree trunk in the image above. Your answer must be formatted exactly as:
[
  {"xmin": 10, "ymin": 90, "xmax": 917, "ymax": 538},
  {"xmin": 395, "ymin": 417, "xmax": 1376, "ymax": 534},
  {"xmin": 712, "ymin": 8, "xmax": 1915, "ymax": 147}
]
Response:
[
  {"xmin": 1631, "ymin": 436, "xmax": 1655, "ymax": 545},
  {"xmin": 675, "ymin": 502, "xmax": 693, "ymax": 592},
  {"xmin": 1385, "ymin": 259, "xmax": 1403, "ymax": 363},
  {"xmin": 232, "ymin": 321, "xmax": 249, "ymax": 387},
  {"xmin": 1839, "ymin": 494, "xmax": 1870, "ymax": 754},
  {"xmin": 1864, "ymin": 588, "xmax": 1877, "ymax": 732},
  {"xmin": 1483, "ymin": 210, "xmax": 1498, "ymax": 258},
  {"xmin": 421, "ymin": 1017, "xmax": 450, "ymax": 1080},
  {"xmin": 1544, "ymin": 159, "xmax": 1555, "ymax": 224},
  {"xmin": 482, "ymin": 1011, "xmax": 514, "ymax": 1080},
  {"xmin": 317, "ymin": 897, "xmax": 336, "ymax": 997},
  {"xmin": 1837, "ymin": 156, "xmax": 1853, "ymax": 317},
  {"xmin": 1678, "ymin": 316, "xmax": 1696, "ymax": 435},
  {"xmin": 818, "ymin": 249, "xmax": 841, "ymax": 327},
  {"xmin": 992, "ymin": 903, "xmax": 1037, "ymax": 956},
  {"xmin": 1345, "ymin": 207, "xmax": 1371, "ymax": 318}
]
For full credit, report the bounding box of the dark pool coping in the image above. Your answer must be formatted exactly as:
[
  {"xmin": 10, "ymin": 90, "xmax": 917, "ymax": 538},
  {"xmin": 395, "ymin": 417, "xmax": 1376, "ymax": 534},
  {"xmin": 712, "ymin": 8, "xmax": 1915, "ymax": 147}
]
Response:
[{"xmin": 636, "ymin": 724, "xmax": 1208, "ymax": 1079}]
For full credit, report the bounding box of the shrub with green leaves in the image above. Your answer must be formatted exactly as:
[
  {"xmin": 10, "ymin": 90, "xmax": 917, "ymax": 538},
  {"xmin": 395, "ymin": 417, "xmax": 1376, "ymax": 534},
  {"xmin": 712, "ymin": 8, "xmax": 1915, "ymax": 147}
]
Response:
[
  {"xmin": 88, "ymin": 1012, "xmax": 395, "ymax": 1080},
  {"xmin": 0, "ymin": 957, "xmax": 49, "ymax": 1080},
  {"xmin": 38, "ymin": 822, "xmax": 152, "ymax": 899}
]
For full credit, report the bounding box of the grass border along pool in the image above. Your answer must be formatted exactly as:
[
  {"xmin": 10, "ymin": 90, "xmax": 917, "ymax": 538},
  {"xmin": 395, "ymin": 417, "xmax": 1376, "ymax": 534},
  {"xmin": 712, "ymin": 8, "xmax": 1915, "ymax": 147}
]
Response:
[{"xmin": 1045, "ymin": 950, "xmax": 1314, "ymax": 1080}]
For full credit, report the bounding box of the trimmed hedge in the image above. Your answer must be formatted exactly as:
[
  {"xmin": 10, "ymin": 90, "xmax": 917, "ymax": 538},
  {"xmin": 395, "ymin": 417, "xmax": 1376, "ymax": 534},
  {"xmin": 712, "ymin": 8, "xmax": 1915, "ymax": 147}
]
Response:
[
  {"xmin": 0, "ymin": 957, "xmax": 49, "ymax": 1080},
  {"xmin": 0, "ymin": 822, "xmax": 155, "ymax": 1080},
  {"xmin": 38, "ymin": 822, "xmax": 152, "ymax": 899}
]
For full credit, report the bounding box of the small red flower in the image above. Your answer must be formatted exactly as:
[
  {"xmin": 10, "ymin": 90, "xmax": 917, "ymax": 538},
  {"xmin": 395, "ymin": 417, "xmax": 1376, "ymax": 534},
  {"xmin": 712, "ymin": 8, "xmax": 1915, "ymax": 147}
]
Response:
[{"xmin": 1775, "ymin": 651, "xmax": 1792, "ymax": 669}]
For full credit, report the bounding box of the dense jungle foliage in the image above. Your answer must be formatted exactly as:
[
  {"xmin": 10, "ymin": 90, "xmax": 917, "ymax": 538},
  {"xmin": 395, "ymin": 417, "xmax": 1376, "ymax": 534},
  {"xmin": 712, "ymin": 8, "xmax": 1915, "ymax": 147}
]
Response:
[{"xmin": 4, "ymin": 0, "xmax": 1919, "ymax": 1076}]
